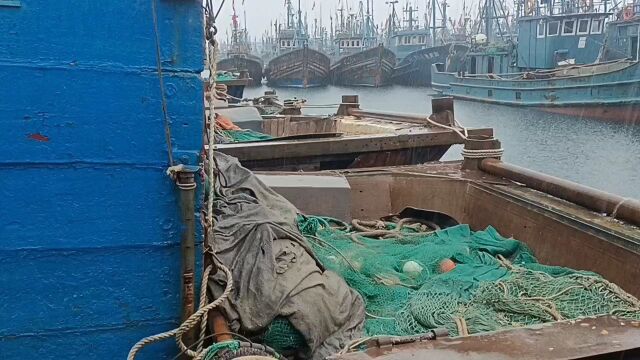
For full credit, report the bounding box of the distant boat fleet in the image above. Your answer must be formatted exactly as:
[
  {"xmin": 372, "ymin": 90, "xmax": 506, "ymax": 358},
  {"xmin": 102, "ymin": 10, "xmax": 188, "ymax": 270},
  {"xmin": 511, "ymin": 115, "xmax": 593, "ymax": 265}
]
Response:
[
  {"xmin": 217, "ymin": 0, "xmax": 451, "ymax": 88},
  {"xmin": 217, "ymin": 0, "xmax": 640, "ymax": 124}
]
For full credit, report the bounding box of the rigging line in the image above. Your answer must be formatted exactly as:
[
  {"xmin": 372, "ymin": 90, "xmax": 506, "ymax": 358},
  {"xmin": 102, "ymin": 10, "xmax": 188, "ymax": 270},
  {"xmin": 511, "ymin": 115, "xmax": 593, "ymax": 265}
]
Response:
[{"xmin": 151, "ymin": 0, "xmax": 175, "ymax": 166}]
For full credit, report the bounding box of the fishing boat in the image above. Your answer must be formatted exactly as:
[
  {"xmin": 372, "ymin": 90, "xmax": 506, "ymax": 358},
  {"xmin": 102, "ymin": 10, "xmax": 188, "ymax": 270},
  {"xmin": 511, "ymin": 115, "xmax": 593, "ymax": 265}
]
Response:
[
  {"xmin": 3, "ymin": 1, "xmax": 640, "ymax": 359},
  {"xmin": 387, "ymin": 2, "xmax": 452, "ymax": 86},
  {"xmin": 214, "ymin": 96, "xmax": 493, "ymax": 171},
  {"xmin": 330, "ymin": 0, "xmax": 396, "ymax": 87},
  {"xmin": 265, "ymin": 0, "xmax": 330, "ymax": 88},
  {"xmin": 429, "ymin": 0, "xmax": 640, "ymax": 123},
  {"xmin": 217, "ymin": 9, "xmax": 264, "ymax": 86},
  {"xmin": 433, "ymin": 9, "xmax": 640, "ymax": 124}
]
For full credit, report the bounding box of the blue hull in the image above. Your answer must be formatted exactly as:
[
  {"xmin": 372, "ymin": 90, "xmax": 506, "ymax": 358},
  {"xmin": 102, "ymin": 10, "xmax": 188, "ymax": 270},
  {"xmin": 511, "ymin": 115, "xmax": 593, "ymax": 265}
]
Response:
[
  {"xmin": 432, "ymin": 60, "xmax": 640, "ymax": 124},
  {"xmin": 0, "ymin": 1, "xmax": 204, "ymax": 359}
]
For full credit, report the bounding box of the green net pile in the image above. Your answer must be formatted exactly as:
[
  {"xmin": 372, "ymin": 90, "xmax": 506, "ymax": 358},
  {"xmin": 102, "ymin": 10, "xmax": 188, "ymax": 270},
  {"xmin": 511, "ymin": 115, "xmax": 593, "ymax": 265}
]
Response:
[
  {"xmin": 219, "ymin": 129, "xmax": 273, "ymax": 143},
  {"xmin": 262, "ymin": 215, "xmax": 640, "ymax": 352}
]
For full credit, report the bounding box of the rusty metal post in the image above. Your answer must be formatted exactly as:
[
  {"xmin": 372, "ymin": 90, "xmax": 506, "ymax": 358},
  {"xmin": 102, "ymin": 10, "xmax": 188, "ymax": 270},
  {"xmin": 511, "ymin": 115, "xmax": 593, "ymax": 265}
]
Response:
[
  {"xmin": 431, "ymin": 96, "xmax": 454, "ymax": 118},
  {"xmin": 480, "ymin": 158, "xmax": 640, "ymax": 226},
  {"xmin": 337, "ymin": 95, "xmax": 359, "ymax": 116},
  {"xmin": 461, "ymin": 135, "xmax": 502, "ymax": 170},
  {"xmin": 176, "ymin": 170, "xmax": 197, "ymax": 349}
]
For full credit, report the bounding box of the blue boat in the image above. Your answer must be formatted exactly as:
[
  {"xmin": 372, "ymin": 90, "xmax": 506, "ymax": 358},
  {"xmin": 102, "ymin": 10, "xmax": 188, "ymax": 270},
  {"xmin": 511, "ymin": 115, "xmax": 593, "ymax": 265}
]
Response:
[
  {"xmin": 430, "ymin": 3, "xmax": 640, "ymax": 124},
  {"xmin": 0, "ymin": 1, "xmax": 204, "ymax": 358},
  {"xmin": 387, "ymin": 2, "xmax": 452, "ymax": 86}
]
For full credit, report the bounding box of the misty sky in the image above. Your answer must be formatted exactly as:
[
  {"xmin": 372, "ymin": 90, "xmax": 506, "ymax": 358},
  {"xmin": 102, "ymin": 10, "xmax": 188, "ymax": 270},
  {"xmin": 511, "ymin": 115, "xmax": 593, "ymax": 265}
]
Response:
[{"xmin": 216, "ymin": 0, "xmax": 467, "ymax": 38}]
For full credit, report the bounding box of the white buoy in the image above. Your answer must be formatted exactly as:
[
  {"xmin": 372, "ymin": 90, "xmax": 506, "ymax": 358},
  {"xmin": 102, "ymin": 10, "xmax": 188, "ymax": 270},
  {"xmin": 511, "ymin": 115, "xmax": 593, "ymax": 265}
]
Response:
[{"xmin": 402, "ymin": 261, "xmax": 423, "ymax": 278}]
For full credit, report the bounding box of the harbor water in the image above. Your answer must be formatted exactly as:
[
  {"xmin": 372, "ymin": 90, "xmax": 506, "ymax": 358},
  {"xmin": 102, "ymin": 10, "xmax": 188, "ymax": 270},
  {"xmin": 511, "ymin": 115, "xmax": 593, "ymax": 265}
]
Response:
[{"xmin": 245, "ymin": 85, "xmax": 640, "ymax": 200}]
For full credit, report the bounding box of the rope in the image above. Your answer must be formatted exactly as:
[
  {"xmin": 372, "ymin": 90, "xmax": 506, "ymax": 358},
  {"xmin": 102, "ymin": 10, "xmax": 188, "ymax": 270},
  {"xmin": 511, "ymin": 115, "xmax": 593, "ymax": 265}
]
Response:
[
  {"xmin": 127, "ymin": 265, "xmax": 233, "ymax": 360},
  {"xmin": 151, "ymin": 0, "xmax": 175, "ymax": 166},
  {"xmin": 611, "ymin": 197, "xmax": 630, "ymax": 218},
  {"xmin": 460, "ymin": 148, "xmax": 505, "ymax": 159}
]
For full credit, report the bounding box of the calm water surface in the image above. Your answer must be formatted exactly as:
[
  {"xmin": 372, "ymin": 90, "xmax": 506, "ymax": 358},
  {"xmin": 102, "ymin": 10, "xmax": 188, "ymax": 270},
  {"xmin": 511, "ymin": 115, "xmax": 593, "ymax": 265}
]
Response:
[{"xmin": 245, "ymin": 85, "xmax": 640, "ymax": 199}]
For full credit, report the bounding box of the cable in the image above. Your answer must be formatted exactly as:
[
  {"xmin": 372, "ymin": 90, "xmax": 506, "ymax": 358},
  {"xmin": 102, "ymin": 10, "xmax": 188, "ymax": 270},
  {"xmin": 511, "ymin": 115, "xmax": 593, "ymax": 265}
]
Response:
[{"xmin": 151, "ymin": 0, "xmax": 175, "ymax": 166}]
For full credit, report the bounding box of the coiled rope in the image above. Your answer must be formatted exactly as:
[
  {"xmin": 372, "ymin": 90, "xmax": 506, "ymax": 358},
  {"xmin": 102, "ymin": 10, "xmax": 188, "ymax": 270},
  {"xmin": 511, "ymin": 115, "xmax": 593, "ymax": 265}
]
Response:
[{"xmin": 423, "ymin": 113, "xmax": 504, "ymax": 159}]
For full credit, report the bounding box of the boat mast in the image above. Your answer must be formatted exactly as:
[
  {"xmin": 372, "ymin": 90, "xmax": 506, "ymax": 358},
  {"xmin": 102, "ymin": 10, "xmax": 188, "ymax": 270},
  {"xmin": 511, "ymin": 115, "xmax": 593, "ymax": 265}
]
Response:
[
  {"xmin": 431, "ymin": 0, "xmax": 437, "ymax": 45},
  {"xmin": 386, "ymin": 1, "xmax": 399, "ymax": 41}
]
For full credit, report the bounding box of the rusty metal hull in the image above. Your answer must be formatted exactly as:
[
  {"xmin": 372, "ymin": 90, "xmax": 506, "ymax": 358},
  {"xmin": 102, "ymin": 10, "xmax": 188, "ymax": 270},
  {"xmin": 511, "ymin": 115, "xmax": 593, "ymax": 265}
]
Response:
[
  {"xmin": 215, "ymin": 115, "xmax": 492, "ymax": 171},
  {"xmin": 331, "ymin": 316, "xmax": 640, "ymax": 360},
  {"xmin": 217, "ymin": 54, "xmax": 264, "ymax": 86},
  {"xmin": 331, "ymin": 45, "xmax": 396, "ymax": 87},
  {"xmin": 266, "ymin": 47, "xmax": 330, "ymax": 88},
  {"xmin": 272, "ymin": 161, "xmax": 640, "ymax": 359}
]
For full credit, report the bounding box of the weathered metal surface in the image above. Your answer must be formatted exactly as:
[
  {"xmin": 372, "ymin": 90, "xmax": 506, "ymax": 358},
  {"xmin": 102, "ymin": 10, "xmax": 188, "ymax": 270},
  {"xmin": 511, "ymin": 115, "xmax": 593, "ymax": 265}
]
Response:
[
  {"xmin": 217, "ymin": 54, "xmax": 264, "ymax": 86},
  {"xmin": 331, "ymin": 316, "xmax": 640, "ymax": 360},
  {"xmin": 266, "ymin": 46, "xmax": 330, "ymax": 88},
  {"xmin": 215, "ymin": 129, "xmax": 492, "ymax": 171},
  {"xmin": 331, "ymin": 45, "xmax": 397, "ymax": 87},
  {"xmin": 391, "ymin": 44, "xmax": 451, "ymax": 86},
  {"xmin": 480, "ymin": 159, "xmax": 640, "ymax": 227}
]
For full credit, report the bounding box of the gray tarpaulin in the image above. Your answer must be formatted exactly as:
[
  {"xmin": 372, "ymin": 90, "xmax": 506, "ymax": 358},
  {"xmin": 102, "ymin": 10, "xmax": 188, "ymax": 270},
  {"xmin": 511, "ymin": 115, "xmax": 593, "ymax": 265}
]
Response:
[{"xmin": 208, "ymin": 152, "xmax": 365, "ymax": 359}]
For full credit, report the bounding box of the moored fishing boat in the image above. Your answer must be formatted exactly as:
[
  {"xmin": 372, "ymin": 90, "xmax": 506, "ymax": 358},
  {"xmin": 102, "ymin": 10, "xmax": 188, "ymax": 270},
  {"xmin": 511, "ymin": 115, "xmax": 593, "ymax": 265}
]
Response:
[
  {"xmin": 266, "ymin": 45, "xmax": 330, "ymax": 87},
  {"xmin": 331, "ymin": 44, "xmax": 396, "ymax": 87},
  {"xmin": 329, "ymin": 0, "xmax": 396, "ymax": 87},
  {"xmin": 216, "ymin": 7, "xmax": 263, "ymax": 85},
  {"xmin": 387, "ymin": 2, "xmax": 452, "ymax": 86},
  {"xmin": 430, "ymin": 0, "xmax": 640, "ymax": 123},
  {"xmin": 265, "ymin": 0, "xmax": 330, "ymax": 87}
]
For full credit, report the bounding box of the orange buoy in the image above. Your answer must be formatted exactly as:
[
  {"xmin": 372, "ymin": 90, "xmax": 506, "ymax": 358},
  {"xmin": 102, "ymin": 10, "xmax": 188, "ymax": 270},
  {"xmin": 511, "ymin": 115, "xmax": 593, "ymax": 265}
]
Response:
[{"xmin": 439, "ymin": 258, "xmax": 456, "ymax": 273}]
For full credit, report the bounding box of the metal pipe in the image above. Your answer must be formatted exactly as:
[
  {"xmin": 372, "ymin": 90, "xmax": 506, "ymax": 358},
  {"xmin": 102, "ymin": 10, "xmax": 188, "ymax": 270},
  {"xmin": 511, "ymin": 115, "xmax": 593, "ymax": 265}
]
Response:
[
  {"xmin": 176, "ymin": 170, "xmax": 197, "ymax": 348},
  {"xmin": 480, "ymin": 158, "xmax": 640, "ymax": 227}
]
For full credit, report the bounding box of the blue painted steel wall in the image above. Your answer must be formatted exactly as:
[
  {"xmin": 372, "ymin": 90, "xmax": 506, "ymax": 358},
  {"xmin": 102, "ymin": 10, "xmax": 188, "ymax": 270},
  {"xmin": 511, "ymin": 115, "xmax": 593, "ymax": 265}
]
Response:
[
  {"xmin": 517, "ymin": 15, "xmax": 606, "ymax": 69},
  {"xmin": 0, "ymin": 1, "xmax": 203, "ymax": 359}
]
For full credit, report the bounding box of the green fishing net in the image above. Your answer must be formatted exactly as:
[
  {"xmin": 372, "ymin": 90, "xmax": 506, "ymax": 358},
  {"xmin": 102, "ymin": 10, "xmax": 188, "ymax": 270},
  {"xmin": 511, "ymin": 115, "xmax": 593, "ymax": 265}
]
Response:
[
  {"xmin": 262, "ymin": 215, "xmax": 640, "ymax": 352},
  {"xmin": 219, "ymin": 129, "xmax": 273, "ymax": 143}
]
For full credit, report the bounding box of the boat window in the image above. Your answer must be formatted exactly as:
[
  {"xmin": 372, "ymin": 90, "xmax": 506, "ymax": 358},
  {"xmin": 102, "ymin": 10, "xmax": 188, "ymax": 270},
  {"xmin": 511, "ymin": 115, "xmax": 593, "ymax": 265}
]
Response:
[
  {"xmin": 351, "ymin": 40, "xmax": 355, "ymax": 47},
  {"xmin": 591, "ymin": 18, "xmax": 603, "ymax": 34},
  {"xmin": 412, "ymin": 36, "xmax": 417, "ymax": 43},
  {"xmin": 562, "ymin": 19, "xmax": 576, "ymax": 35},
  {"xmin": 548, "ymin": 21, "xmax": 560, "ymax": 36},
  {"xmin": 537, "ymin": 21, "xmax": 546, "ymax": 38},
  {"xmin": 577, "ymin": 18, "xmax": 590, "ymax": 35},
  {"xmin": 341, "ymin": 40, "xmax": 345, "ymax": 47}
]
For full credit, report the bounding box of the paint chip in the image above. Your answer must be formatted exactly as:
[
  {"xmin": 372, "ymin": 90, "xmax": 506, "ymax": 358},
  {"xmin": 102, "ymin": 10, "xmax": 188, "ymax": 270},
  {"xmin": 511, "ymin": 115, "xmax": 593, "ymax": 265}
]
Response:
[
  {"xmin": 601, "ymin": 330, "xmax": 609, "ymax": 335},
  {"xmin": 28, "ymin": 133, "xmax": 49, "ymax": 142}
]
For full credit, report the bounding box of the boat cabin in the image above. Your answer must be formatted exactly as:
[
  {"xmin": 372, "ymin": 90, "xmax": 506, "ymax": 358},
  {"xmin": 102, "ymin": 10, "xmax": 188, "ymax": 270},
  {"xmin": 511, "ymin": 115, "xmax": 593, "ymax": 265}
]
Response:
[
  {"xmin": 516, "ymin": 13, "xmax": 609, "ymax": 69},
  {"xmin": 277, "ymin": 28, "xmax": 308, "ymax": 52},
  {"xmin": 390, "ymin": 29, "xmax": 432, "ymax": 60},
  {"xmin": 465, "ymin": 46, "xmax": 515, "ymax": 74},
  {"xmin": 599, "ymin": 6, "xmax": 640, "ymax": 61},
  {"xmin": 334, "ymin": 33, "xmax": 375, "ymax": 56}
]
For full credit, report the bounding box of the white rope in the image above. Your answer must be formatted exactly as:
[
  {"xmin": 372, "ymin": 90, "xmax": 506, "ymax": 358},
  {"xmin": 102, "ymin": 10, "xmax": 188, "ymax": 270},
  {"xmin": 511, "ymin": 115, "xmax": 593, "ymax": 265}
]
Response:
[
  {"xmin": 611, "ymin": 198, "xmax": 631, "ymax": 219},
  {"xmin": 461, "ymin": 148, "xmax": 505, "ymax": 159},
  {"xmin": 127, "ymin": 265, "xmax": 233, "ymax": 360},
  {"xmin": 426, "ymin": 114, "xmax": 468, "ymax": 140}
]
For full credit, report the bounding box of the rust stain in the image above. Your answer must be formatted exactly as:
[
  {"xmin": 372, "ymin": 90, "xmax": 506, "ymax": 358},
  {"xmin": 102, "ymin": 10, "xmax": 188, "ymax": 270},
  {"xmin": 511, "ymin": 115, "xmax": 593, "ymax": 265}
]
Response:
[{"xmin": 28, "ymin": 133, "xmax": 49, "ymax": 142}]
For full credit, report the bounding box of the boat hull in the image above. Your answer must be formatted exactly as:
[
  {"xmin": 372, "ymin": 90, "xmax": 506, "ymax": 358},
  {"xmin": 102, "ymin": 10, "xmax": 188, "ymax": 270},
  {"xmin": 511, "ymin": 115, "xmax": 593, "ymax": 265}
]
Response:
[
  {"xmin": 434, "ymin": 60, "xmax": 640, "ymax": 125},
  {"xmin": 266, "ymin": 47, "xmax": 330, "ymax": 88},
  {"xmin": 391, "ymin": 44, "xmax": 450, "ymax": 86},
  {"xmin": 217, "ymin": 54, "xmax": 264, "ymax": 86},
  {"xmin": 330, "ymin": 45, "xmax": 396, "ymax": 87}
]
